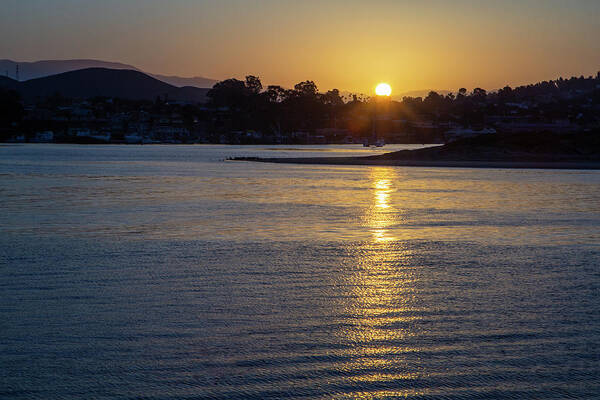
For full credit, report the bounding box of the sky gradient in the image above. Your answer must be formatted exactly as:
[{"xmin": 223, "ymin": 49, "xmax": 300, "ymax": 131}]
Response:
[{"xmin": 2, "ymin": 0, "xmax": 599, "ymax": 94}]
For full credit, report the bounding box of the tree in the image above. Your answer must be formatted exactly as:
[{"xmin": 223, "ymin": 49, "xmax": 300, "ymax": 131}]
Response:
[
  {"xmin": 322, "ymin": 89, "xmax": 343, "ymax": 129},
  {"xmin": 245, "ymin": 75, "xmax": 262, "ymax": 95},
  {"xmin": 266, "ymin": 85, "xmax": 288, "ymax": 103},
  {"xmin": 286, "ymin": 81, "xmax": 322, "ymax": 131},
  {"xmin": 472, "ymin": 87, "xmax": 487, "ymax": 99},
  {"xmin": 498, "ymin": 86, "xmax": 513, "ymax": 100},
  {"xmin": 207, "ymin": 78, "xmax": 247, "ymax": 108},
  {"xmin": 293, "ymin": 81, "xmax": 318, "ymax": 97},
  {"xmin": 322, "ymin": 89, "xmax": 343, "ymax": 106},
  {"xmin": 424, "ymin": 91, "xmax": 443, "ymax": 103},
  {"xmin": 423, "ymin": 91, "xmax": 444, "ymax": 115}
]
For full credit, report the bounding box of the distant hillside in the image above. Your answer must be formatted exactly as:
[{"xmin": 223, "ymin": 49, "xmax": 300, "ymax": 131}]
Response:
[
  {"xmin": 396, "ymin": 89, "xmax": 452, "ymax": 99},
  {"xmin": 148, "ymin": 73, "xmax": 217, "ymax": 89},
  {"xmin": 0, "ymin": 59, "xmax": 217, "ymax": 88},
  {"xmin": 0, "ymin": 68, "xmax": 209, "ymax": 103},
  {"xmin": 0, "ymin": 76, "xmax": 18, "ymax": 91},
  {"xmin": 0, "ymin": 59, "xmax": 140, "ymax": 81}
]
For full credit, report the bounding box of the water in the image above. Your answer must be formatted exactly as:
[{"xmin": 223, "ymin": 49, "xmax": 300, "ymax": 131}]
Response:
[{"xmin": 1, "ymin": 144, "xmax": 599, "ymax": 399}]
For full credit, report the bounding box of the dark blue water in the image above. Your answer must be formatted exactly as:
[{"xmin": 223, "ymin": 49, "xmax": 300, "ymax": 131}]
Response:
[{"xmin": 1, "ymin": 144, "xmax": 599, "ymax": 399}]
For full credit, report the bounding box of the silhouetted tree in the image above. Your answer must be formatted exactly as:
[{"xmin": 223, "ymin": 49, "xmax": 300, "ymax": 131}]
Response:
[
  {"xmin": 293, "ymin": 81, "xmax": 318, "ymax": 97},
  {"xmin": 322, "ymin": 89, "xmax": 344, "ymax": 106},
  {"xmin": 207, "ymin": 78, "xmax": 247, "ymax": 109},
  {"xmin": 472, "ymin": 88, "xmax": 487, "ymax": 99},
  {"xmin": 245, "ymin": 75, "xmax": 262, "ymax": 95},
  {"xmin": 266, "ymin": 85, "xmax": 288, "ymax": 103},
  {"xmin": 497, "ymin": 86, "xmax": 513, "ymax": 101}
]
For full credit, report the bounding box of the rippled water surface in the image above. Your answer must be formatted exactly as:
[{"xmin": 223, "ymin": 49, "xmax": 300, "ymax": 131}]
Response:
[{"xmin": 1, "ymin": 144, "xmax": 599, "ymax": 399}]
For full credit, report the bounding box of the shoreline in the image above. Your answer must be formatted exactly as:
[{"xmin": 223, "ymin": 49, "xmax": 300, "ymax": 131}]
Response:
[{"xmin": 231, "ymin": 156, "xmax": 600, "ymax": 170}]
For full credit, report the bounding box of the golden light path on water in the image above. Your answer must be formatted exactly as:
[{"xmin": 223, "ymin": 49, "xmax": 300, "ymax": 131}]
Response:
[
  {"xmin": 371, "ymin": 168, "xmax": 396, "ymax": 243},
  {"xmin": 337, "ymin": 167, "xmax": 426, "ymax": 398}
]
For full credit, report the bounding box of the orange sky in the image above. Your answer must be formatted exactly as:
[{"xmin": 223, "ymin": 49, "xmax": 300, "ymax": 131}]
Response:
[{"xmin": 3, "ymin": 0, "xmax": 600, "ymax": 94}]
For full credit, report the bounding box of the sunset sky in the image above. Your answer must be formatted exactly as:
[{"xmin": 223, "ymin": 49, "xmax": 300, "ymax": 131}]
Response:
[{"xmin": 2, "ymin": 0, "xmax": 599, "ymax": 94}]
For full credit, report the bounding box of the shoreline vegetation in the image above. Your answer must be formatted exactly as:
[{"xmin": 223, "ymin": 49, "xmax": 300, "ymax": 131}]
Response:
[{"xmin": 231, "ymin": 132, "xmax": 600, "ymax": 170}]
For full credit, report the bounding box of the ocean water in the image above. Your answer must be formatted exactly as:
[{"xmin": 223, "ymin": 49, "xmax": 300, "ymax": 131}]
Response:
[{"xmin": 1, "ymin": 144, "xmax": 599, "ymax": 399}]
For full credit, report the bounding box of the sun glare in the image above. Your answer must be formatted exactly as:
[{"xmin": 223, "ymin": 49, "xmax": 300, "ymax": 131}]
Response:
[{"xmin": 375, "ymin": 83, "xmax": 392, "ymax": 96}]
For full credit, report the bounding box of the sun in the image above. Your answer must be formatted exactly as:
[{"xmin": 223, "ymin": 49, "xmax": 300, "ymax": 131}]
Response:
[{"xmin": 375, "ymin": 83, "xmax": 392, "ymax": 96}]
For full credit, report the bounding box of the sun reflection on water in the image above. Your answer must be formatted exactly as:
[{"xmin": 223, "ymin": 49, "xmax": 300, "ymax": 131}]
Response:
[
  {"xmin": 367, "ymin": 168, "xmax": 398, "ymax": 242},
  {"xmin": 337, "ymin": 167, "xmax": 426, "ymax": 396}
]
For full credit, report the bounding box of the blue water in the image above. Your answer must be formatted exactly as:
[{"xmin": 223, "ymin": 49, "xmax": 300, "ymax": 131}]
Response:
[{"xmin": 1, "ymin": 144, "xmax": 599, "ymax": 399}]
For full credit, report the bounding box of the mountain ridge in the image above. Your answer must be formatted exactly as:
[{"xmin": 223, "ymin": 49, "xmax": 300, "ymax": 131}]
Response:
[
  {"xmin": 0, "ymin": 68, "xmax": 209, "ymax": 103},
  {"xmin": 0, "ymin": 59, "xmax": 218, "ymax": 88}
]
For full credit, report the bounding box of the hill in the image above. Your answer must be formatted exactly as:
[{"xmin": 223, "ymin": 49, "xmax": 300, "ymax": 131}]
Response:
[
  {"xmin": 0, "ymin": 76, "xmax": 18, "ymax": 91},
  {"xmin": 0, "ymin": 59, "xmax": 217, "ymax": 88},
  {"xmin": 0, "ymin": 68, "xmax": 209, "ymax": 102},
  {"xmin": 0, "ymin": 59, "xmax": 140, "ymax": 81},
  {"xmin": 147, "ymin": 73, "xmax": 217, "ymax": 89}
]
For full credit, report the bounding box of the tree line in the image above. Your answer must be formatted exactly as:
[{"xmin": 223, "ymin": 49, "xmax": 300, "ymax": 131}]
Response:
[{"xmin": 205, "ymin": 73, "xmax": 600, "ymax": 136}]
